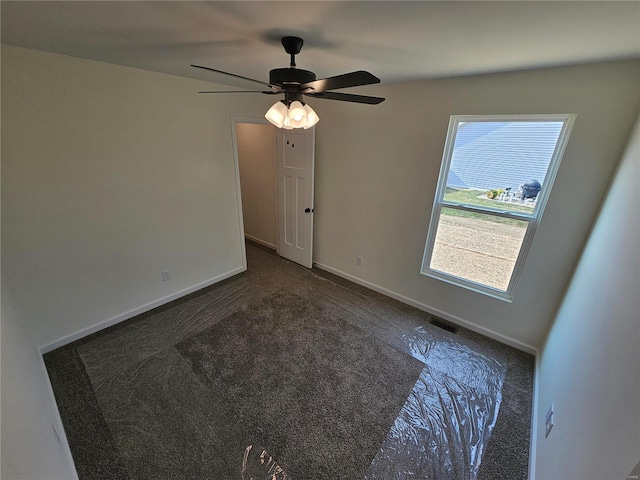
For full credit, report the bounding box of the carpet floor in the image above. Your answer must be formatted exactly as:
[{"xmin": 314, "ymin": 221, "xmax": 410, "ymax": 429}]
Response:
[{"xmin": 45, "ymin": 242, "xmax": 534, "ymax": 479}]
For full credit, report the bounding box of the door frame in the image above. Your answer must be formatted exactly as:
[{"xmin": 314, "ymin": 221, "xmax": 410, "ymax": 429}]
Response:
[{"xmin": 230, "ymin": 116, "xmax": 280, "ymax": 257}]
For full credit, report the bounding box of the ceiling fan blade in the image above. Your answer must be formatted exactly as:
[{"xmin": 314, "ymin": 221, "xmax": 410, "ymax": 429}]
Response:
[
  {"xmin": 191, "ymin": 64, "xmax": 272, "ymax": 88},
  {"xmin": 198, "ymin": 90, "xmax": 278, "ymax": 94},
  {"xmin": 305, "ymin": 91, "xmax": 385, "ymax": 105},
  {"xmin": 301, "ymin": 71, "xmax": 380, "ymax": 93}
]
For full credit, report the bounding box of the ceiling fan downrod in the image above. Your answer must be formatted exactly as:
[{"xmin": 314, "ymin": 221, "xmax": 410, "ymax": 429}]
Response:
[
  {"xmin": 281, "ymin": 36, "xmax": 304, "ymax": 68},
  {"xmin": 268, "ymin": 36, "xmax": 316, "ymax": 89}
]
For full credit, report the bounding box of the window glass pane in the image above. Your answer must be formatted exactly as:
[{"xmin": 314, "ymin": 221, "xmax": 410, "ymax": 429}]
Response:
[
  {"xmin": 444, "ymin": 121, "xmax": 564, "ymax": 214},
  {"xmin": 429, "ymin": 208, "xmax": 528, "ymax": 292},
  {"xmin": 443, "ymin": 187, "xmax": 535, "ymax": 215}
]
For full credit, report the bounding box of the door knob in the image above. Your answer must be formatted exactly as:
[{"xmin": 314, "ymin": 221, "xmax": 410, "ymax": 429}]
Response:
[{"xmin": 304, "ymin": 208, "xmax": 314, "ymax": 213}]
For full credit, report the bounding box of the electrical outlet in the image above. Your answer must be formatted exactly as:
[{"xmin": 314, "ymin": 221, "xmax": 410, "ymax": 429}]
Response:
[
  {"xmin": 162, "ymin": 270, "xmax": 170, "ymax": 282},
  {"xmin": 546, "ymin": 403, "xmax": 554, "ymax": 423},
  {"xmin": 545, "ymin": 403, "xmax": 554, "ymax": 438},
  {"xmin": 545, "ymin": 414, "xmax": 554, "ymax": 437},
  {"xmin": 355, "ymin": 256, "xmax": 363, "ymax": 267}
]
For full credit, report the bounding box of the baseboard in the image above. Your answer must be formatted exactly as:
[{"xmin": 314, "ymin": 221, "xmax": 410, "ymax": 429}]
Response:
[
  {"xmin": 314, "ymin": 260, "xmax": 540, "ymax": 477},
  {"xmin": 313, "ymin": 261, "xmax": 538, "ymax": 356},
  {"xmin": 244, "ymin": 234, "xmax": 276, "ymax": 250},
  {"xmin": 40, "ymin": 266, "xmax": 246, "ymax": 354},
  {"xmin": 529, "ymin": 354, "xmax": 541, "ymax": 480},
  {"xmin": 37, "ymin": 346, "xmax": 80, "ymax": 479}
]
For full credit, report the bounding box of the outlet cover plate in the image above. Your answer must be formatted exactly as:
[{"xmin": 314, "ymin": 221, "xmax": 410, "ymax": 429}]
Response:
[
  {"xmin": 546, "ymin": 403, "xmax": 554, "ymax": 423},
  {"xmin": 545, "ymin": 413, "xmax": 554, "ymax": 438}
]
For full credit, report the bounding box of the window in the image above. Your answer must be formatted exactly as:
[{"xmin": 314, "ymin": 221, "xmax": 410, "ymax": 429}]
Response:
[{"xmin": 421, "ymin": 114, "xmax": 575, "ymax": 301}]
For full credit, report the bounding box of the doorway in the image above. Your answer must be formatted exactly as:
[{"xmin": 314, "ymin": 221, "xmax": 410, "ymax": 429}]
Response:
[
  {"xmin": 232, "ymin": 117, "xmax": 315, "ymax": 268},
  {"xmin": 234, "ymin": 119, "xmax": 278, "ymax": 250}
]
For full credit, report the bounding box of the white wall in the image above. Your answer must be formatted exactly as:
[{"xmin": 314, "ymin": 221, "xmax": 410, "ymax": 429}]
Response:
[
  {"xmin": 311, "ymin": 60, "xmax": 639, "ymax": 349},
  {"xmin": 1, "ymin": 292, "xmax": 78, "ymax": 480},
  {"xmin": 1, "ymin": 45, "xmax": 275, "ymax": 348},
  {"xmin": 2, "ymin": 45, "xmax": 638, "ymax": 477},
  {"xmin": 1, "ymin": 45, "xmax": 274, "ymax": 477},
  {"xmin": 534, "ymin": 114, "xmax": 639, "ymax": 479},
  {"xmin": 237, "ymin": 122, "xmax": 277, "ymax": 248}
]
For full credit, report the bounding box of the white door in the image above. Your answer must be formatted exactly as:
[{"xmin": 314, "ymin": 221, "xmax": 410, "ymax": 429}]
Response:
[{"xmin": 276, "ymin": 128, "xmax": 315, "ymax": 268}]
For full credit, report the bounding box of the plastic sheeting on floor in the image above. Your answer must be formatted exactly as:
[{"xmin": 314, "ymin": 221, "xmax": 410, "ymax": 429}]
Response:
[
  {"xmin": 51, "ymin": 243, "xmax": 516, "ymax": 479},
  {"xmin": 365, "ymin": 325, "xmax": 506, "ymax": 480}
]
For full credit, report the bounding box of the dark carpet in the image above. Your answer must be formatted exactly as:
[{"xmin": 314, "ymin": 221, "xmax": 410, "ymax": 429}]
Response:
[
  {"xmin": 44, "ymin": 241, "xmax": 534, "ymax": 479},
  {"xmin": 176, "ymin": 289, "xmax": 423, "ymax": 479}
]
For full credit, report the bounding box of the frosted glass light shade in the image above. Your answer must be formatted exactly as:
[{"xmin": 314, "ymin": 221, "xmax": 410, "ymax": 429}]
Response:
[
  {"xmin": 303, "ymin": 104, "xmax": 319, "ymax": 129},
  {"xmin": 288, "ymin": 101, "xmax": 307, "ymax": 128},
  {"xmin": 265, "ymin": 101, "xmax": 288, "ymax": 128},
  {"xmin": 282, "ymin": 112, "xmax": 293, "ymax": 130},
  {"xmin": 265, "ymin": 100, "xmax": 319, "ymax": 129}
]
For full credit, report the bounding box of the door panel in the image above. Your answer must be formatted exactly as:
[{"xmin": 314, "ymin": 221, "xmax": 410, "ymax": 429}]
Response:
[{"xmin": 277, "ymin": 128, "xmax": 315, "ymax": 268}]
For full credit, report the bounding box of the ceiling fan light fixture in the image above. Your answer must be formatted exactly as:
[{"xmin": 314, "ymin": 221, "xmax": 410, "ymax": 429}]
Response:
[
  {"xmin": 265, "ymin": 99, "xmax": 320, "ymax": 130},
  {"xmin": 282, "ymin": 111, "xmax": 293, "ymax": 130},
  {"xmin": 288, "ymin": 101, "xmax": 307, "ymax": 128},
  {"xmin": 265, "ymin": 101, "xmax": 289, "ymax": 128},
  {"xmin": 195, "ymin": 36, "xmax": 385, "ymax": 127},
  {"xmin": 303, "ymin": 104, "xmax": 319, "ymax": 129}
]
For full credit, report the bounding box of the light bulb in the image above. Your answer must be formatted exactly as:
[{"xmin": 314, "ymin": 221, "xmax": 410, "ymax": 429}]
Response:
[
  {"xmin": 288, "ymin": 101, "xmax": 307, "ymax": 128},
  {"xmin": 282, "ymin": 112, "xmax": 293, "ymax": 130}
]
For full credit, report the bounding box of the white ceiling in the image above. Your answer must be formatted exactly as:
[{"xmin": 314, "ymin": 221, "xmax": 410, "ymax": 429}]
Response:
[{"xmin": 2, "ymin": 1, "xmax": 639, "ymax": 89}]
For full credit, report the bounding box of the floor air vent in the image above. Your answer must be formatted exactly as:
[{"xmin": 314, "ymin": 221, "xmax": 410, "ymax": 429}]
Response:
[{"xmin": 429, "ymin": 317, "xmax": 459, "ymax": 334}]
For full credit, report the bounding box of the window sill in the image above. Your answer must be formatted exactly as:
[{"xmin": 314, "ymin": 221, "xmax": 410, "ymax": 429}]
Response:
[{"xmin": 421, "ymin": 268, "xmax": 514, "ymax": 303}]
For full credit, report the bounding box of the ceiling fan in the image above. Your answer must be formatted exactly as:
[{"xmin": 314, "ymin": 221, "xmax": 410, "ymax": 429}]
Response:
[{"xmin": 191, "ymin": 36, "xmax": 385, "ymax": 129}]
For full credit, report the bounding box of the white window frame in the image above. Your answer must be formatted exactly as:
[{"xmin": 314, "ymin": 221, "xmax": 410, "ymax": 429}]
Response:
[{"xmin": 421, "ymin": 114, "xmax": 576, "ymax": 302}]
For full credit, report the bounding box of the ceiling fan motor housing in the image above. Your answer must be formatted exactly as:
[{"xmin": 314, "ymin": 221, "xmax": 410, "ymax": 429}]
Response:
[
  {"xmin": 192, "ymin": 34, "xmax": 385, "ymax": 110},
  {"xmin": 282, "ymin": 36, "xmax": 304, "ymax": 55},
  {"xmin": 269, "ymin": 68, "xmax": 316, "ymax": 86}
]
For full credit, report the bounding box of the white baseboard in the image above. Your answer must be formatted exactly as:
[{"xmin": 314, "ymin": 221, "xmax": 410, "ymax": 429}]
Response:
[
  {"xmin": 40, "ymin": 266, "xmax": 246, "ymax": 354},
  {"xmin": 313, "ymin": 261, "xmax": 538, "ymax": 356},
  {"xmin": 37, "ymin": 346, "xmax": 80, "ymax": 479},
  {"xmin": 313, "ymin": 260, "xmax": 540, "ymax": 478},
  {"xmin": 244, "ymin": 234, "xmax": 276, "ymax": 250},
  {"xmin": 529, "ymin": 354, "xmax": 541, "ymax": 480}
]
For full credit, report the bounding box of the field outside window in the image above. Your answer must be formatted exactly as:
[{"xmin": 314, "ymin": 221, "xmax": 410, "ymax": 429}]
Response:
[{"xmin": 422, "ymin": 115, "xmax": 575, "ymax": 300}]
